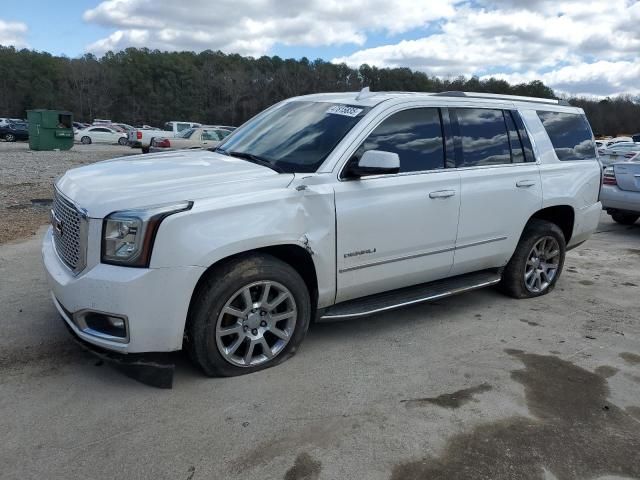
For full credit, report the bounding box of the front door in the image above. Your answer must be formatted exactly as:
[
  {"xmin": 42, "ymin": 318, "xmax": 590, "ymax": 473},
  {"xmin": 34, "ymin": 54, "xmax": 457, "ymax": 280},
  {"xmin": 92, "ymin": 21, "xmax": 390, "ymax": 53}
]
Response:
[{"xmin": 334, "ymin": 107, "xmax": 461, "ymax": 303}]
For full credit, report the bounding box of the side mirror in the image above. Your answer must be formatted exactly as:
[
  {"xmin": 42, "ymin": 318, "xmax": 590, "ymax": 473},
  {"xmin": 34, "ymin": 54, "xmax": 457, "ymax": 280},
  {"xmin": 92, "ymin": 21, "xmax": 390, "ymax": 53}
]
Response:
[{"xmin": 348, "ymin": 150, "xmax": 400, "ymax": 178}]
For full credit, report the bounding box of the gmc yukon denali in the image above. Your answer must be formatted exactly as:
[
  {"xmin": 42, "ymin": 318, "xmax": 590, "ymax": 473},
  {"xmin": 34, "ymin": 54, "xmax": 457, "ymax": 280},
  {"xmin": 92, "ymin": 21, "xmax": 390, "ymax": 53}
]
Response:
[{"xmin": 43, "ymin": 90, "xmax": 602, "ymax": 380}]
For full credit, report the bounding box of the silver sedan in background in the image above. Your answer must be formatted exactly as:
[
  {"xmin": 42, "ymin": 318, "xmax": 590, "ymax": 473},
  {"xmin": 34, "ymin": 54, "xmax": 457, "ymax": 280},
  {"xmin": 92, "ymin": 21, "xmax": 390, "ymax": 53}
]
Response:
[{"xmin": 601, "ymin": 162, "xmax": 640, "ymax": 224}]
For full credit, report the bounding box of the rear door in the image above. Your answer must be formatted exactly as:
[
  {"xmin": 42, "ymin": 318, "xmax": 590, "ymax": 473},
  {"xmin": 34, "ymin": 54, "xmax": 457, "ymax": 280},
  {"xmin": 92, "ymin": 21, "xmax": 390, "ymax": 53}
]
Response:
[{"xmin": 451, "ymin": 107, "xmax": 542, "ymax": 275}]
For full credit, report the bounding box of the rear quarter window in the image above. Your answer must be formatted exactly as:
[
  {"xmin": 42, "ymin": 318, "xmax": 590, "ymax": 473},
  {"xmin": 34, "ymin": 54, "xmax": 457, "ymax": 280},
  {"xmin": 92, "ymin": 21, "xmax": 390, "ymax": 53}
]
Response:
[{"xmin": 537, "ymin": 111, "xmax": 596, "ymax": 161}]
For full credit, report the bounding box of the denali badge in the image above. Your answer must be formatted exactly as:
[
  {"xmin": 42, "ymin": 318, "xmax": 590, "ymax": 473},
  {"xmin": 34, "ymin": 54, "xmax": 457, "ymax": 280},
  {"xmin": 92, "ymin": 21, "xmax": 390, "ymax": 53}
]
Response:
[{"xmin": 344, "ymin": 248, "xmax": 376, "ymax": 259}]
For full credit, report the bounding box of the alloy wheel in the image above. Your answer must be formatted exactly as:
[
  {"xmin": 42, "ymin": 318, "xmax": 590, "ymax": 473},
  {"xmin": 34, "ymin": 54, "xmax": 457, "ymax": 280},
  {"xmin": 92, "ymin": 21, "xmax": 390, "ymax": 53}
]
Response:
[
  {"xmin": 524, "ymin": 236, "xmax": 560, "ymax": 293},
  {"xmin": 215, "ymin": 281, "xmax": 297, "ymax": 367}
]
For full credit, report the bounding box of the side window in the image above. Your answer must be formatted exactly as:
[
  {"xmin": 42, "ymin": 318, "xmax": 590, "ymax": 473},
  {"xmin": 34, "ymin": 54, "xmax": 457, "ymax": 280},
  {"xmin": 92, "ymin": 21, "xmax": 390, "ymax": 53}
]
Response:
[
  {"xmin": 537, "ymin": 111, "xmax": 596, "ymax": 161},
  {"xmin": 354, "ymin": 108, "xmax": 445, "ymax": 173},
  {"xmin": 503, "ymin": 111, "xmax": 524, "ymax": 163},
  {"xmin": 177, "ymin": 123, "xmax": 190, "ymax": 132},
  {"xmin": 453, "ymin": 108, "xmax": 511, "ymax": 167},
  {"xmin": 201, "ymin": 130, "xmax": 219, "ymax": 141}
]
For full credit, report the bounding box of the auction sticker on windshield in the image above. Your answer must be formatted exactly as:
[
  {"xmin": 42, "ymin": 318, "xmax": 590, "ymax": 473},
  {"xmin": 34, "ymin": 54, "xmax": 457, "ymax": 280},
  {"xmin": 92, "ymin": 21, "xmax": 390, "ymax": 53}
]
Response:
[{"xmin": 326, "ymin": 105, "xmax": 364, "ymax": 117}]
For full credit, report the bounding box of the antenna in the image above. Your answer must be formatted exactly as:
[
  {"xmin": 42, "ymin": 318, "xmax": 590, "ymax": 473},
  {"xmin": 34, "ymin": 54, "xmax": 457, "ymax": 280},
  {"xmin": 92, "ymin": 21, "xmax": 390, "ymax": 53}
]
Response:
[{"xmin": 356, "ymin": 87, "xmax": 373, "ymax": 100}]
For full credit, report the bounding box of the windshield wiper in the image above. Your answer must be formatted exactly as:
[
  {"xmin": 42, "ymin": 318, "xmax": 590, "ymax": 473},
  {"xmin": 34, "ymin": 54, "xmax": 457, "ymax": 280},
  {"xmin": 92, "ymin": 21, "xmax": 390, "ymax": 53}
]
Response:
[
  {"xmin": 228, "ymin": 151, "xmax": 284, "ymax": 173},
  {"xmin": 210, "ymin": 146, "xmax": 229, "ymax": 155}
]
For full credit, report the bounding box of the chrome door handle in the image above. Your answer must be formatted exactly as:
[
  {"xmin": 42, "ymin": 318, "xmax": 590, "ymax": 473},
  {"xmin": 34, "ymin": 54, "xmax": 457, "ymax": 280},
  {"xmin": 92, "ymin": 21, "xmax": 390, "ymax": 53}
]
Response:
[
  {"xmin": 429, "ymin": 190, "xmax": 456, "ymax": 199},
  {"xmin": 516, "ymin": 180, "xmax": 536, "ymax": 188}
]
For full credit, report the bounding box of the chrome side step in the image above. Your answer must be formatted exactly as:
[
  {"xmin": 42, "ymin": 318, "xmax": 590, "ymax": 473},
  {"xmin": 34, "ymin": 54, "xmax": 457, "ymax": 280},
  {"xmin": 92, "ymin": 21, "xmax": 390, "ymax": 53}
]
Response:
[{"xmin": 320, "ymin": 270, "xmax": 502, "ymax": 321}]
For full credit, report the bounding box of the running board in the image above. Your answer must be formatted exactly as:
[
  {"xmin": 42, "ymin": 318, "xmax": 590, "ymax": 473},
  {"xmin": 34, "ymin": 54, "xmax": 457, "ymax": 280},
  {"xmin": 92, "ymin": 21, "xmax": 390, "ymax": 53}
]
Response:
[{"xmin": 320, "ymin": 270, "xmax": 502, "ymax": 321}]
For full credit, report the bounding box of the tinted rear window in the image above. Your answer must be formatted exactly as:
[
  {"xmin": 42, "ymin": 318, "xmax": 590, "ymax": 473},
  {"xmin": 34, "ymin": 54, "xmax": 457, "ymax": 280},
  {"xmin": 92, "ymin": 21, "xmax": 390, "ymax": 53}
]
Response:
[{"xmin": 537, "ymin": 111, "xmax": 596, "ymax": 161}]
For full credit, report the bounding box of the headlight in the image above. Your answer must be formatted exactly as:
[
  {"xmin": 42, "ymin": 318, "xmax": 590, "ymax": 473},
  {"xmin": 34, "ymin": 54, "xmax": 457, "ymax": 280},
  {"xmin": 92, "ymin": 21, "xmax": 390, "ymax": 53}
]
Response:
[{"xmin": 101, "ymin": 201, "xmax": 192, "ymax": 267}]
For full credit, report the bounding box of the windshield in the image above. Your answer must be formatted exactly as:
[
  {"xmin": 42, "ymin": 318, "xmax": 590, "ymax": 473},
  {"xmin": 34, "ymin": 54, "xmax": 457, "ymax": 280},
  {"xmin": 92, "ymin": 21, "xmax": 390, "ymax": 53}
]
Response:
[{"xmin": 218, "ymin": 101, "xmax": 370, "ymax": 173}]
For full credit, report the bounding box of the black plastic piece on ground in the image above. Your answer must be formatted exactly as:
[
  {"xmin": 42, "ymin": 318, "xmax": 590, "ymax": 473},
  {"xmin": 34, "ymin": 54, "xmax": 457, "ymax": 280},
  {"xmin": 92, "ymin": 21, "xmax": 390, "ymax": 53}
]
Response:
[{"xmin": 61, "ymin": 317, "xmax": 175, "ymax": 389}]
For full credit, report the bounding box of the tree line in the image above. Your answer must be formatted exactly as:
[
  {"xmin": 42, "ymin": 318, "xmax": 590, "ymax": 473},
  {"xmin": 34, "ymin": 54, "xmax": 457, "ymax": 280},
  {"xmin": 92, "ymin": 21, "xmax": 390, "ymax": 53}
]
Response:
[{"xmin": 0, "ymin": 45, "xmax": 638, "ymax": 136}]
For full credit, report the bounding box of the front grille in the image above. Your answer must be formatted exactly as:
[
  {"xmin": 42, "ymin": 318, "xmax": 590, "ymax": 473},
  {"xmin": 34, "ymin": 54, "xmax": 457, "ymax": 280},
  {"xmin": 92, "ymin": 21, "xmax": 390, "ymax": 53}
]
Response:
[{"xmin": 52, "ymin": 188, "xmax": 87, "ymax": 273}]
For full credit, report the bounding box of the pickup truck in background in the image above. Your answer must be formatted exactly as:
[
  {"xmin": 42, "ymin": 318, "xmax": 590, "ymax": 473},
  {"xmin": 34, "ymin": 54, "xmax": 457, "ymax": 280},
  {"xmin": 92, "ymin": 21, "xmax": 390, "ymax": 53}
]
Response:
[{"xmin": 128, "ymin": 121, "xmax": 201, "ymax": 153}]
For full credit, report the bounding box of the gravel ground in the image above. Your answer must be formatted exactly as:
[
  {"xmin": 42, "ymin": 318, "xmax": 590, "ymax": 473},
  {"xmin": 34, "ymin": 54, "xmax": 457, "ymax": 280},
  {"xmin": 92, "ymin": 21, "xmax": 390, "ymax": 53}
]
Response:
[
  {"xmin": 1, "ymin": 215, "xmax": 639, "ymax": 479},
  {"xmin": 0, "ymin": 141, "xmax": 136, "ymax": 244}
]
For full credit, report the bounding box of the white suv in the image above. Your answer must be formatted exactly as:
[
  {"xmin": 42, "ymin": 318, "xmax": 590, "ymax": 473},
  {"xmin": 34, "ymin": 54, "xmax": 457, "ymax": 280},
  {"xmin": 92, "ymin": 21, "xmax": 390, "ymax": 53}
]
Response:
[{"xmin": 43, "ymin": 90, "xmax": 602, "ymax": 380}]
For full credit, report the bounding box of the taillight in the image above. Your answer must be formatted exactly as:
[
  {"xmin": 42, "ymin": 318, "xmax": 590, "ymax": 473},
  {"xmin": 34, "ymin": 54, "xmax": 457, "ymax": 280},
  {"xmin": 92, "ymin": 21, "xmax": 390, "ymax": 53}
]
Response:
[
  {"xmin": 602, "ymin": 167, "xmax": 617, "ymax": 185},
  {"xmin": 136, "ymin": 131, "xmax": 142, "ymax": 140},
  {"xmin": 157, "ymin": 139, "xmax": 171, "ymax": 148}
]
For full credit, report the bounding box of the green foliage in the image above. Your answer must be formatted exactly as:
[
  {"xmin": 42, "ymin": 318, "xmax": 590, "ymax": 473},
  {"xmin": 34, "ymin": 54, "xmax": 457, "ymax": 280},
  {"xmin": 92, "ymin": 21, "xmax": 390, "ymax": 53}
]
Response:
[{"xmin": 0, "ymin": 45, "xmax": 637, "ymax": 135}]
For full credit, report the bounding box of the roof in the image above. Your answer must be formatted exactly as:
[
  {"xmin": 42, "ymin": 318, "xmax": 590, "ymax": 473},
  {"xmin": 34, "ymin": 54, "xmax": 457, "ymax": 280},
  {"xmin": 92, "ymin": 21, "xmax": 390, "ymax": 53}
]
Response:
[{"xmin": 295, "ymin": 89, "xmax": 572, "ymax": 109}]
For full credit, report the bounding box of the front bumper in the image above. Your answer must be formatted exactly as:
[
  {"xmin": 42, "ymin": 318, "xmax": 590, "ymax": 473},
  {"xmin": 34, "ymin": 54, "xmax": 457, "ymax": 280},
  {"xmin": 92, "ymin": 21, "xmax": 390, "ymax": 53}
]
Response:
[
  {"xmin": 600, "ymin": 185, "xmax": 640, "ymax": 214},
  {"xmin": 42, "ymin": 227, "xmax": 205, "ymax": 354}
]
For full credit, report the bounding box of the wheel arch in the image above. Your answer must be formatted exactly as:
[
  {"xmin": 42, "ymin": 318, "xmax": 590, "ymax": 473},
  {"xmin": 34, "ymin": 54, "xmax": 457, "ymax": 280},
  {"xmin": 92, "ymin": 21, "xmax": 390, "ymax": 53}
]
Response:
[
  {"xmin": 184, "ymin": 244, "xmax": 319, "ymax": 341},
  {"xmin": 527, "ymin": 205, "xmax": 575, "ymax": 243}
]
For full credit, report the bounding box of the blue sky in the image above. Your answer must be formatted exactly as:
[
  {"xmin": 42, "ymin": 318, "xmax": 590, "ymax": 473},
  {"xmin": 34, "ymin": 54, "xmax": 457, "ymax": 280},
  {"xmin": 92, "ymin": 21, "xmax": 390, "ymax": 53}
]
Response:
[{"xmin": 1, "ymin": 0, "xmax": 639, "ymax": 97}]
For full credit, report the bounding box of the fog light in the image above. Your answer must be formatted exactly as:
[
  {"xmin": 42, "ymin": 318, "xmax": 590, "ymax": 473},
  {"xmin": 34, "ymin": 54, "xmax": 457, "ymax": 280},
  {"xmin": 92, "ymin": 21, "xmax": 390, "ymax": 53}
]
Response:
[{"xmin": 75, "ymin": 311, "xmax": 129, "ymax": 341}]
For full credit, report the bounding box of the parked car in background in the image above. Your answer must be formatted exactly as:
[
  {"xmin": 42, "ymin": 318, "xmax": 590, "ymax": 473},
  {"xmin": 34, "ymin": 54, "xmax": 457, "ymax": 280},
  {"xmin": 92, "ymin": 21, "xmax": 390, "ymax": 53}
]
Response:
[
  {"xmin": 632, "ymin": 133, "xmax": 640, "ymax": 142},
  {"xmin": 75, "ymin": 126, "xmax": 128, "ymax": 145},
  {"xmin": 149, "ymin": 127, "xmax": 231, "ymax": 152},
  {"xmin": 44, "ymin": 90, "xmax": 602, "ymax": 380},
  {"xmin": 204, "ymin": 124, "xmax": 237, "ymax": 131},
  {"xmin": 598, "ymin": 142, "xmax": 640, "ymax": 167},
  {"xmin": 0, "ymin": 121, "xmax": 29, "ymax": 141},
  {"xmin": 113, "ymin": 123, "xmax": 135, "ymax": 133},
  {"xmin": 0, "ymin": 117, "xmax": 24, "ymax": 127},
  {"xmin": 601, "ymin": 162, "xmax": 640, "ymax": 224},
  {"xmin": 129, "ymin": 121, "xmax": 201, "ymax": 153}
]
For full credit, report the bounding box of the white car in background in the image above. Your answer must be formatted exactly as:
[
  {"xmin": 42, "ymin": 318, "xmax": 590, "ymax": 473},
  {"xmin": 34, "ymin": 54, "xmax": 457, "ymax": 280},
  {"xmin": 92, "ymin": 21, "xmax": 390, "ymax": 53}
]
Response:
[
  {"xmin": 598, "ymin": 142, "xmax": 640, "ymax": 167},
  {"xmin": 149, "ymin": 127, "xmax": 231, "ymax": 152},
  {"xmin": 75, "ymin": 126, "xmax": 128, "ymax": 145}
]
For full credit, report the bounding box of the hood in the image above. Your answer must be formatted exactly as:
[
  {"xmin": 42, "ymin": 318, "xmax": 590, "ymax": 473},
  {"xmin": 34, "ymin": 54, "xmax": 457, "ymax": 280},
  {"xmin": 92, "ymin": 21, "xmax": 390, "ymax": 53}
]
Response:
[{"xmin": 56, "ymin": 149, "xmax": 293, "ymax": 218}]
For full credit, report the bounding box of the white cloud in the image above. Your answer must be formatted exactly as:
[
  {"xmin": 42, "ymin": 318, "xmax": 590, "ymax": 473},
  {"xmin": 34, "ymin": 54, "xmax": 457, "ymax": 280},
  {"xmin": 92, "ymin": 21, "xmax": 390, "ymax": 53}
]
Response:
[
  {"xmin": 333, "ymin": 0, "xmax": 640, "ymax": 97},
  {"xmin": 83, "ymin": 0, "xmax": 456, "ymax": 56},
  {"xmin": 82, "ymin": 0, "xmax": 640, "ymax": 97},
  {"xmin": 0, "ymin": 19, "xmax": 28, "ymax": 48}
]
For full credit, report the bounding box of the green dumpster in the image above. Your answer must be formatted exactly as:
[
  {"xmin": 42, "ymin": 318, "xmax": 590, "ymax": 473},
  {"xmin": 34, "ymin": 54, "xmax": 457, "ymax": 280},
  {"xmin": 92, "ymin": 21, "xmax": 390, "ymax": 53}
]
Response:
[{"xmin": 27, "ymin": 109, "xmax": 74, "ymax": 151}]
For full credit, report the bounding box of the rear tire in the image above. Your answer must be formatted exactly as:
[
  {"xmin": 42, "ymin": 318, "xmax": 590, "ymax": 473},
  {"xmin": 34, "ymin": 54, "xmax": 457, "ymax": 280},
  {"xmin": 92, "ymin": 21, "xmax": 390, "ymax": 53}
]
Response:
[
  {"xmin": 118, "ymin": 137, "xmax": 127, "ymax": 145},
  {"xmin": 5, "ymin": 133, "xmax": 15, "ymax": 142},
  {"xmin": 141, "ymin": 146, "xmax": 150, "ymax": 154},
  {"xmin": 186, "ymin": 254, "xmax": 311, "ymax": 377},
  {"xmin": 81, "ymin": 136, "xmax": 91, "ymax": 145},
  {"xmin": 500, "ymin": 219, "xmax": 566, "ymax": 299},
  {"xmin": 611, "ymin": 213, "xmax": 639, "ymax": 225}
]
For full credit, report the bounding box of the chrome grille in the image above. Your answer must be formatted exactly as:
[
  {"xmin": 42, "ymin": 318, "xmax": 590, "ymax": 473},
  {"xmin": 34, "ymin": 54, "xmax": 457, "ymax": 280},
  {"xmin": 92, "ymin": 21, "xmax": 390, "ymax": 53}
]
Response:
[{"xmin": 52, "ymin": 189, "xmax": 87, "ymax": 273}]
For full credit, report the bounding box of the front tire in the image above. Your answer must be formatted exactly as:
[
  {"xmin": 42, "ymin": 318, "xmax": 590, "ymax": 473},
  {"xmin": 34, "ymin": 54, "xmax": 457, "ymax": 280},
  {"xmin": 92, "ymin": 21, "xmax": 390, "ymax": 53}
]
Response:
[
  {"xmin": 80, "ymin": 136, "xmax": 91, "ymax": 145},
  {"xmin": 5, "ymin": 133, "xmax": 15, "ymax": 142},
  {"xmin": 611, "ymin": 213, "xmax": 639, "ymax": 225},
  {"xmin": 186, "ymin": 254, "xmax": 311, "ymax": 377},
  {"xmin": 500, "ymin": 219, "xmax": 566, "ymax": 299},
  {"xmin": 118, "ymin": 137, "xmax": 127, "ymax": 145}
]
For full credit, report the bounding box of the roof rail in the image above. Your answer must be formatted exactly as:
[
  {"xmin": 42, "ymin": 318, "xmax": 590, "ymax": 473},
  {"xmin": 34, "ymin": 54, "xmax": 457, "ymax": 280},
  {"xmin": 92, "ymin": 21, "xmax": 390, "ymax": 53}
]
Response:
[{"xmin": 433, "ymin": 91, "xmax": 570, "ymax": 106}]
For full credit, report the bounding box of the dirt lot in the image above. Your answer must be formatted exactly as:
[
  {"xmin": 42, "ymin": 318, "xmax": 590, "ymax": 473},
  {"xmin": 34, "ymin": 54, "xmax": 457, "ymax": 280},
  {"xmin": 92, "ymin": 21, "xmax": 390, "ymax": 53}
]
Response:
[
  {"xmin": 1, "ymin": 212, "xmax": 639, "ymax": 479},
  {"xmin": 0, "ymin": 141, "xmax": 136, "ymax": 244}
]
